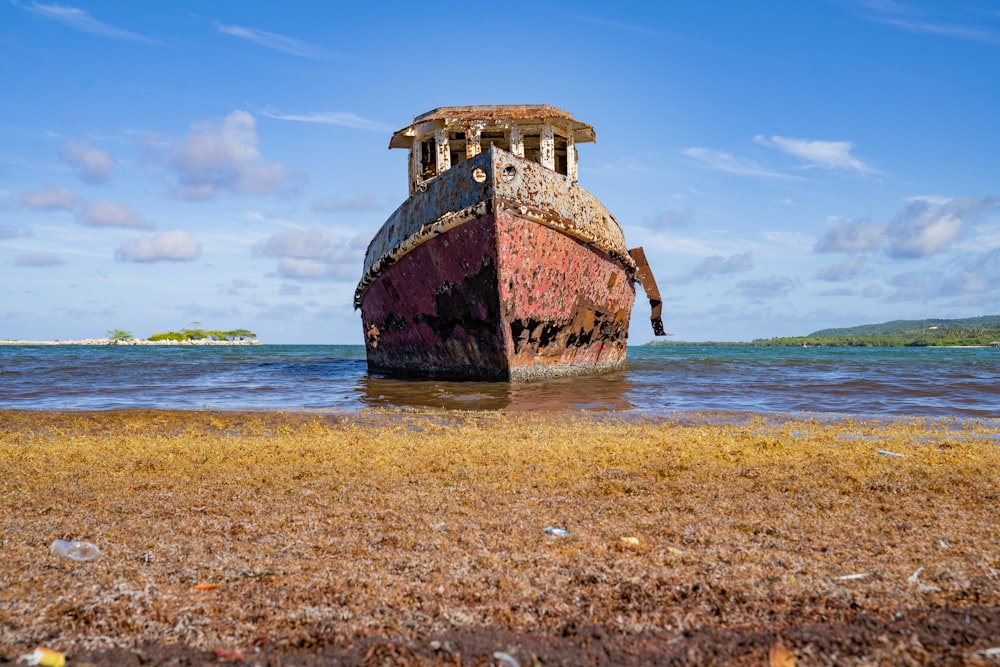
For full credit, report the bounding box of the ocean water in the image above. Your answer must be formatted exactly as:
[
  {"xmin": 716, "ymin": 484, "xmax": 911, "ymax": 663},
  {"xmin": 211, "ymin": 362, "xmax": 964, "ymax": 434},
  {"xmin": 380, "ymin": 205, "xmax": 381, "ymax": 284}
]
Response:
[{"xmin": 0, "ymin": 344, "xmax": 998, "ymax": 418}]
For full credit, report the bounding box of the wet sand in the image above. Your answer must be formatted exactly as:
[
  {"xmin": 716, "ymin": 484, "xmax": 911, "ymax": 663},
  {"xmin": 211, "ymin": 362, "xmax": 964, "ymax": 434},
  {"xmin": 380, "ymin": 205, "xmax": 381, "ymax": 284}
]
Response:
[{"xmin": 1, "ymin": 409, "xmax": 998, "ymax": 665}]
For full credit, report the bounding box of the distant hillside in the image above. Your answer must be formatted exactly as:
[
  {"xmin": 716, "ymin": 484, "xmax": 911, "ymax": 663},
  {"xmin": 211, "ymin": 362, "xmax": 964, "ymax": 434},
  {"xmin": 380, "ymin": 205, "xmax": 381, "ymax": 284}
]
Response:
[
  {"xmin": 754, "ymin": 314, "xmax": 1000, "ymax": 347},
  {"xmin": 808, "ymin": 315, "xmax": 1000, "ymax": 337}
]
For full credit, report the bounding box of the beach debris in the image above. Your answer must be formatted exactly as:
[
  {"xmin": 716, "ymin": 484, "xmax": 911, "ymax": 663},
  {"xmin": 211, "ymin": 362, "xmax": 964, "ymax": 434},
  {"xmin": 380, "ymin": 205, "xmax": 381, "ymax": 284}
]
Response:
[
  {"xmin": 620, "ymin": 536, "xmax": 640, "ymax": 546},
  {"xmin": 877, "ymin": 449, "xmax": 904, "ymax": 457},
  {"xmin": 768, "ymin": 638, "xmax": 796, "ymax": 667},
  {"xmin": 49, "ymin": 539, "xmax": 100, "ymax": 562},
  {"xmin": 906, "ymin": 567, "xmax": 942, "ymax": 592},
  {"xmin": 974, "ymin": 647, "xmax": 1000, "ymax": 658},
  {"xmin": 18, "ymin": 647, "xmax": 66, "ymax": 667},
  {"xmin": 428, "ymin": 640, "xmax": 453, "ymax": 654},
  {"xmin": 836, "ymin": 572, "xmax": 871, "ymax": 581},
  {"xmin": 492, "ymin": 650, "xmax": 521, "ymax": 667},
  {"xmin": 193, "ymin": 582, "xmax": 220, "ymax": 591},
  {"xmin": 212, "ymin": 647, "xmax": 245, "ymax": 661},
  {"xmin": 543, "ymin": 527, "xmax": 569, "ymax": 537}
]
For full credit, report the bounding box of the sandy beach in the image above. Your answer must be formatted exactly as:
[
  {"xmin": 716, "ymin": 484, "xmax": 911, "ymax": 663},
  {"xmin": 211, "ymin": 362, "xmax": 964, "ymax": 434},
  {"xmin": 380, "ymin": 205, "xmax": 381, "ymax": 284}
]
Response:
[{"xmin": 1, "ymin": 409, "xmax": 998, "ymax": 665}]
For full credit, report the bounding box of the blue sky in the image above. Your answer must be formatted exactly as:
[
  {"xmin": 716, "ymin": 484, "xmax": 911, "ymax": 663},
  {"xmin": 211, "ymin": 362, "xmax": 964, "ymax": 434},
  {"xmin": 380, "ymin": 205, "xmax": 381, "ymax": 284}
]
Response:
[{"xmin": 2, "ymin": 1, "xmax": 998, "ymax": 344}]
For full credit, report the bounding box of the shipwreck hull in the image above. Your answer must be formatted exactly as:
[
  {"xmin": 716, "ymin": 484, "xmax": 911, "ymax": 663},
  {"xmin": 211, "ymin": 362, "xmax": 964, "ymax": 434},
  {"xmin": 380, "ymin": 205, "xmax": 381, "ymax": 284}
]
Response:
[{"xmin": 361, "ymin": 209, "xmax": 634, "ymax": 381}]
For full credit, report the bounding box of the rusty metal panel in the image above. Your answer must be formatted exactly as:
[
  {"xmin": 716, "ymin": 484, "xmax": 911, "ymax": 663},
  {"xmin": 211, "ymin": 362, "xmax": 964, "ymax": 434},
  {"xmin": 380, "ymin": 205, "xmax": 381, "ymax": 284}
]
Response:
[
  {"xmin": 354, "ymin": 148, "xmax": 634, "ymax": 309},
  {"xmin": 360, "ymin": 211, "xmax": 634, "ymax": 381}
]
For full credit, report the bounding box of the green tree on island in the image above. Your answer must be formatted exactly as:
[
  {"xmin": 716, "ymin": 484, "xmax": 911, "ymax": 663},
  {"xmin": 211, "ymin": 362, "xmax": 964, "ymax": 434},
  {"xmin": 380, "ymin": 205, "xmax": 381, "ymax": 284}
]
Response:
[{"xmin": 106, "ymin": 329, "xmax": 135, "ymax": 342}]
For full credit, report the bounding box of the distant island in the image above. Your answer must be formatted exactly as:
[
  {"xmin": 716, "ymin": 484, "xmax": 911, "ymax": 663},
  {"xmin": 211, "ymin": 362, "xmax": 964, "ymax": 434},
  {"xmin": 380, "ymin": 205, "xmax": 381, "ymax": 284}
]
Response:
[
  {"xmin": 0, "ymin": 326, "xmax": 261, "ymax": 346},
  {"xmin": 649, "ymin": 315, "xmax": 1000, "ymax": 348}
]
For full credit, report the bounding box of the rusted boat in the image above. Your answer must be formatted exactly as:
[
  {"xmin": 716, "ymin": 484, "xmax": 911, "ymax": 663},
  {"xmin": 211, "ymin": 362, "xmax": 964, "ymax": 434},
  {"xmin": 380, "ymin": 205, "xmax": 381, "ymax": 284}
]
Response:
[{"xmin": 354, "ymin": 105, "xmax": 664, "ymax": 381}]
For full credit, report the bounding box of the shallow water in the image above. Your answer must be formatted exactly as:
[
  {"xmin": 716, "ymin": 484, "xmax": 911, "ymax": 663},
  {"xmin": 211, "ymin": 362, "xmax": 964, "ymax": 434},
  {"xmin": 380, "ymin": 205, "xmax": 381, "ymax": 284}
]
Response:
[{"xmin": 1, "ymin": 344, "xmax": 998, "ymax": 417}]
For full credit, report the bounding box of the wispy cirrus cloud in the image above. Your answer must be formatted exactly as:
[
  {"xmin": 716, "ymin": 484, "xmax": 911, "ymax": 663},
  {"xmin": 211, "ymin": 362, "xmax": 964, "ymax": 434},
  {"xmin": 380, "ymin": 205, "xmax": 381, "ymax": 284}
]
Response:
[
  {"xmin": 15, "ymin": 1, "xmax": 155, "ymax": 42},
  {"xmin": 681, "ymin": 147, "xmax": 801, "ymax": 180},
  {"xmin": 754, "ymin": 135, "xmax": 875, "ymax": 173},
  {"xmin": 854, "ymin": 0, "xmax": 1000, "ymax": 44},
  {"xmin": 312, "ymin": 194, "xmax": 380, "ymax": 214},
  {"xmin": 261, "ymin": 107, "xmax": 393, "ymax": 132},
  {"xmin": 15, "ymin": 252, "xmax": 64, "ymax": 267},
  {"xmin": 214, "ymin": 22, "xmax": 331, "ymax": 58}
]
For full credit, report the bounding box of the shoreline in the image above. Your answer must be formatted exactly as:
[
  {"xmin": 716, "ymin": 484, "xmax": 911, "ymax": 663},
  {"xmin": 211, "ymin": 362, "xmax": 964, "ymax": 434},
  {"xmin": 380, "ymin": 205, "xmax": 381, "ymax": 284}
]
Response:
[{"xmin": 0, "ymin": 338, "xmax": 261, "ymax": 346}]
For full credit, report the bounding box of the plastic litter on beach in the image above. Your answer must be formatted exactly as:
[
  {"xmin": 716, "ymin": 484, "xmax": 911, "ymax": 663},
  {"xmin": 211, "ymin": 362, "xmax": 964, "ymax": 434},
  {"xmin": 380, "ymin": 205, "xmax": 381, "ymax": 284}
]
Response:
[
  {"xmin": 543, "ymin": 527, "xmax": 569, "ymax": 536},
  {"xmin": 49, "ymin": 539, "xmax": 100, "ymax": 562},
  {"xmin": 18, "ymin": 647, "xmax": 66, "ymax": 667},
  {"xmin": 492, "ymin": 650, "xmax": 521, "ymax": 667},
  {"xmin": 877, "ymin": 449, "xmax": 904, "ymax": 457},
  {"xmin": 836, "ymin": 572, "xmax": 871, "ymax": 581},
  {"xmin": 974, "ymin": 647, "xmax": 1000, "ymax": 658},
  {"xmin": 620, "ymin": 536, "xmax": 640, "ymax": 545}
]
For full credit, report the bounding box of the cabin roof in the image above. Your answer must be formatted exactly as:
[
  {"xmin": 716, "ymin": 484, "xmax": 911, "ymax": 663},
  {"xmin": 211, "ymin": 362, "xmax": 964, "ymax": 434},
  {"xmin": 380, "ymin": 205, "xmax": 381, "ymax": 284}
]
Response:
[{"xmin": 389, "ymin": 104, "xmax": 596, "ymax": 148}]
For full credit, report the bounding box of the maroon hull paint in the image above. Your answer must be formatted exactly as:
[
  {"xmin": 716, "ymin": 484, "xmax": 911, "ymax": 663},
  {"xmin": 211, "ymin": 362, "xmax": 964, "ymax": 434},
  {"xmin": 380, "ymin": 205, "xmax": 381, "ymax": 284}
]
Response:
[{"xmin": 361, "ymin": 211, "xmax": 634, "ymax": 381}]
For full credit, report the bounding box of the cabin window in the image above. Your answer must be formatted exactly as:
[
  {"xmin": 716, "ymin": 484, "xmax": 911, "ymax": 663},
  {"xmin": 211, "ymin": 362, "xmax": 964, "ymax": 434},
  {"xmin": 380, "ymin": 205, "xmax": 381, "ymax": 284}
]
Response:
[
  {"xmin": 554, "ymin": 134, "xmax": 569, "ymax": 175},
  {"xmin": 480, "ymin": 131, "xmax": 510, "ymax": 152},
  {"xmin": 420, "ymin": 138, "xmax": 436, "ymax": 179},
  {"xmin": 448, "ymin": 131, "xmax": 467, "ymax": 169},
  {"xmin": 523, "ymin": 133, "xmax": 541, "ymax": 164}
]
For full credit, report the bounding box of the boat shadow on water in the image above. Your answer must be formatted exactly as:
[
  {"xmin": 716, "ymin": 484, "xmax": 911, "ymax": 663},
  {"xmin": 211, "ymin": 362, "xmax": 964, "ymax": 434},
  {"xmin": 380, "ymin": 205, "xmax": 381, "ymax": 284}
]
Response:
[{"xmin": 356, "ymin": 370, "xmax": 638, "ymax": 412}]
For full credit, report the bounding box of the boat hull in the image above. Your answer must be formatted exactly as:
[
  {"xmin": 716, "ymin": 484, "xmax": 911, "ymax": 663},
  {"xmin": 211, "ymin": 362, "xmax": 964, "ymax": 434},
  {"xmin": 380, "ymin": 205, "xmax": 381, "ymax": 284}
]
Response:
[
  {"xmin": 357, "ymin": 147, "xmax": 639, "ymax": 381},
  {"xmin": 360, "ymin": 208, "xmax": 634, "ymax": 381}
]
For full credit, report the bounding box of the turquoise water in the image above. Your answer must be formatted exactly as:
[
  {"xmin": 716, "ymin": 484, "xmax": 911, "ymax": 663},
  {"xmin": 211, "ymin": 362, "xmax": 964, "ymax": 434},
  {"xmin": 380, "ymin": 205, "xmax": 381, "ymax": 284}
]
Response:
[{"xmin": 0, "ymin": 344, "xmax": 998, "ymax": 417}]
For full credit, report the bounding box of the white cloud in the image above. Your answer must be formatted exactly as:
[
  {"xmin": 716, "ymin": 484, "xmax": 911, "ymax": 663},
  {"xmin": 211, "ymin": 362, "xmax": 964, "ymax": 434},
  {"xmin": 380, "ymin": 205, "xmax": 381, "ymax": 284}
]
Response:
[
  {"xmin": 17, "ymin": 2, "xmax": 154, "ymax": 42},
  {"xmin": 77, "ymin": 201, "xmax": 149, "ymax": 229},
  {"xmin": 214, "ymin": 22, "xmax": 330, "ymax": 58},
  {"xmin": 754, "ymin": 135, "xmax": 873, "ymax": 173},
  {"xmin": 168, "ymin": 111, "xmax": 288, "ymax": 200},
  {"xmin": 254, "ymin": 229, "xmax": 365, "ymax": 281},
  {"xmin": 816, "ymin": 197, "xmax": 997, "ymax": 259},
  {"xmin": 814, "ymin": 219, "xmax": 886, "ymax": 253},
  {"xmin": 886, "ymin": 249, "xmax": 1000, "ymax": 302},
  {"xmin": 59, "ymin": 140, "xmax": 115, "ymax": 184},
  {"xmin": 15, "ymin": 252, "xmax": 64, "ymax": 267},
  {"xmin": 816, "ymin": 256, "xmax": 869, "ymax": 281},
  {"xmin": 681, "ymin": 147, "xmax": 800, "ymax": 179},
  {"xmin": 116, "ymin": 230, "xmax": 201, "ymax": 262},
  {"xmin": 886, "ymin": 197, "xmax": 994, "ymax": 258},
  {"xmin": 20, "ymin": 184, "xmax": 78, "ymax": 210},
  {"xmin": 689, "ymin": 252, "xmax": 754, "ymax": 280},
  {"xmin": 262, "ymin": 108, "xmax": 393, "ymax": 132}
]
